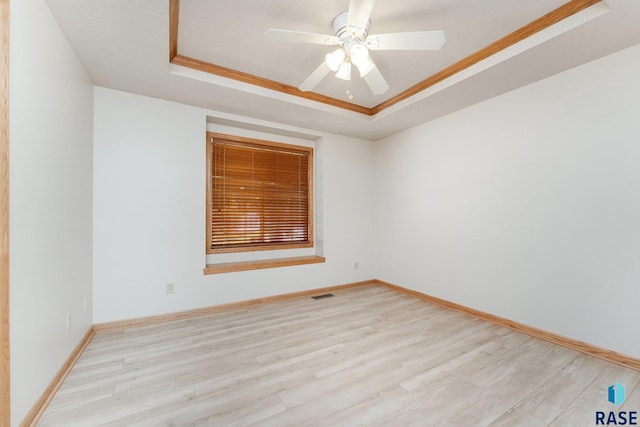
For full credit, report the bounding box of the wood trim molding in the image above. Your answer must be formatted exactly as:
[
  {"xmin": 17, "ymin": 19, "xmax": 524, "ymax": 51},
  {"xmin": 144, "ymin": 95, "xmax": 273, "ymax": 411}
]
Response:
[
  {"xmin": 94, "ymin": 279, "xmax": 375, "ymax": 332},
  {"xmin": 168, "ymin": 0, "xmax": 601, "ymax": 116},
  {"xmin": 205, "ymin": 255, "xmax": 325, "ymax": 275},
  {"xmin": 21, "ymin": 327, "xmax": 95, "ymax": 427},
  {"xmin": 1, "ymin": 1, "xmax": 10, "ymax": 425},
  {"xmin": 168, "ymin": 0, "xmax": 179, "ymax": 61},
  {"xmin": 369, "ymin": 0, "xmax": 602, "ymax": 114},
  {"xmin": 170, "ymin": 54, "xmax": 371, "ymax": 115},
  {"xmin": 376, "ymin": 280, "xmax": 640, "ymax": 372},
  {"xmin": 205, "ymin": 132, "xmax": 213, "ymax": 255},
  {"xmin": 90, "ymin": 277, "xmax": 640, "ymax": 374}
]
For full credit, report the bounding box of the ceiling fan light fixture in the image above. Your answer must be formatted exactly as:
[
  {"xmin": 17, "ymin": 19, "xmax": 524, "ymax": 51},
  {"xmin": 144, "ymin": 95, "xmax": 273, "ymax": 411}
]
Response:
[
  {"xmin": 335, "ymin": 61, "xmax": 351, "ymax": 80},
  {"xmin": 268, "ymin": 1, "xmax": 446, "ymax": 95},
  {"xmin": 355, "ymin": 56, "xmax": 374, "ymax": 77},
  {"xmin": 349, "ymin": 43, "xmax": 369, "ymax": 66},
  {"xmin": 325, "ymin": 49, "xmax": 346, "ymax": 72}
]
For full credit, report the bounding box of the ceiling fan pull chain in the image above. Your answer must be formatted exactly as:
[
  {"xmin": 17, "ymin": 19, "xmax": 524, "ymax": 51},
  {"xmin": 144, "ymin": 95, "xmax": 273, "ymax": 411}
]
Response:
[{"xmin": 347, "ymin": 76, "xmax": 354, "ymax": 100}]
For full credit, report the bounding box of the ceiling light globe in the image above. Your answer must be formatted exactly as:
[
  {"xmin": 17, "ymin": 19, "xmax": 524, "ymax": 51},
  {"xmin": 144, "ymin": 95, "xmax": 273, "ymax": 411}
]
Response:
[
  {"xmin": 325, "ymin": 49, "xmax": 346, "ymax": 72},
  {"xmin": 335, "ymin": 61, "xmax": 351, "ymax": 80},
  {"xmin": 350, "ymin": 44, "xmax": 369, "ymax": 67},
  {"xmin": 355, "ymin": 56, "xmax": 375, "ymax": 77}
]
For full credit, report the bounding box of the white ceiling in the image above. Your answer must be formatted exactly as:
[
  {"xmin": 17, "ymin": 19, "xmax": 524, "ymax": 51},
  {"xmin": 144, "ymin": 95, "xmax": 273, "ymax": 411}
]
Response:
[{"xmin": 46, "ymin": 0, "xmax": 640, "ymax": 140}]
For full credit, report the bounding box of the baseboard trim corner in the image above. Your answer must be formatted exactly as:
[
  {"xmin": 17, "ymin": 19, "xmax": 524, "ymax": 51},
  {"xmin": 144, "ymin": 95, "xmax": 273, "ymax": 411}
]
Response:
[
  {"xmin": 21, "ymin": 326, "xmax": 95, "ymax": 427},
  {"xmin": 375, "ymin": 279, "xmax": 640, "ymax": 371}
]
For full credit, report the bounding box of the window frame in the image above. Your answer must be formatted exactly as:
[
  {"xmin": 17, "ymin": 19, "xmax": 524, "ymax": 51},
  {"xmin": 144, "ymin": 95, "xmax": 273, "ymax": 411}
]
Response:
[{"xmin": 206, "ymin": 132, "xmax": 314, "ymax": 255}]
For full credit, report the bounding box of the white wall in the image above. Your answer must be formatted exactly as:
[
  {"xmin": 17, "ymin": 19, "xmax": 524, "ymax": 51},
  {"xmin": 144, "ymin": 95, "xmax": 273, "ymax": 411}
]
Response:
[
  {"xmin": 9, "ymin": 0, "xmax": 94, "ymax": 424},
  {"xmin": 93, "ymin": 87, "xmax": 375, "ymax": 323},
  {"xmin": 375, "ymin": 43, "xmax": 640, "ymax": 359}
]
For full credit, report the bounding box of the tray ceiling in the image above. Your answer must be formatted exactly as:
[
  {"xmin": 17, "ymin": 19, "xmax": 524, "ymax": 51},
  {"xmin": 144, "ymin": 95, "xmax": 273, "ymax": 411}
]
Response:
[
  {"xmin": 45, "ymin": 0, "xmax": 640, "ymax": 139},
  {"xmin": 176, "ymin": 0, "xmax": 573, "ymax": 109}
]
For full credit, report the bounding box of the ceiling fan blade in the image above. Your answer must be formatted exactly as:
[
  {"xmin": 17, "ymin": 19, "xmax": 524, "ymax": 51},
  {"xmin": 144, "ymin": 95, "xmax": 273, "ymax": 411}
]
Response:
[
  {"xmin": 363, "ymin": 62, "xmax": 389, "ymax": 95},
  {"xmin": 264, "ymin": 29, "xmax": 340, "ymax": 45},
  {"xmin": 366, "ymin": 31, "xmax": 446, "ymax": 50},
  {"xmin": 299, "ymin": 61, "xmax": 331, "ymax": 92},
  {"xmin": 347, "ymin": 0, "xmax": 376, "ymax": 35}
]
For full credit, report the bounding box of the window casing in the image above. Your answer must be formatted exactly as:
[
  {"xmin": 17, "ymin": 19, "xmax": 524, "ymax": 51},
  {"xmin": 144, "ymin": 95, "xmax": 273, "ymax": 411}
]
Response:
[{"xmin": 206, "ymin": 133, "xmax": 314, "ymax": 254}]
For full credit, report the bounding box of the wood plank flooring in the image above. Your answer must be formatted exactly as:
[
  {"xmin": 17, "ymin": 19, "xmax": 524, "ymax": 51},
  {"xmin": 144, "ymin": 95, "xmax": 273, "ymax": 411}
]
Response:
[{"xmin": 38, "ymin": 285, "xmax": 640, "ymax": 426}]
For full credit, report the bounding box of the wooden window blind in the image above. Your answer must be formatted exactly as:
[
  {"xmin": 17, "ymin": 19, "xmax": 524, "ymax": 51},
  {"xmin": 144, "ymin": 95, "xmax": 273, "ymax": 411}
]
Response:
[{"xmin": 207, "ymin": 134, "xmax": 313, "ymax": 253}]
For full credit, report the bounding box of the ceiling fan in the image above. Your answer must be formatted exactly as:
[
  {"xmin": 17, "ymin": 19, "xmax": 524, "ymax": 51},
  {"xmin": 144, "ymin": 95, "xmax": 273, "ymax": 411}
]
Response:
[{"xmin": 265, "ymin": 0, "xmax": 446, "ymax": 96}]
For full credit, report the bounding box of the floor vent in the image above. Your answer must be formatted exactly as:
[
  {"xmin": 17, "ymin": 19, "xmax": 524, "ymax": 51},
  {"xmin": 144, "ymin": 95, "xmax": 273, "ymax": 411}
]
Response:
[{"xmin": 311, "ymin": 293, "xmax": 335, "ymax": 300}]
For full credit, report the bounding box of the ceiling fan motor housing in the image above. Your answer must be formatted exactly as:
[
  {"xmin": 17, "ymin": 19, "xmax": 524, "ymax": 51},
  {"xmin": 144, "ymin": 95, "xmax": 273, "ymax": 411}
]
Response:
[{"xmin": 332, "ymin": 10, "xmax": 370, "ymax": 41}]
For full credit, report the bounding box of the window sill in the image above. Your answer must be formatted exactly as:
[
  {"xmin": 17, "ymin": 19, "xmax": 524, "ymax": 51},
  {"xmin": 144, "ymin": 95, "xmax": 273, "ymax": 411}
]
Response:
[{"xmin": 204, "ymin": 255, "xmax": 326, "ymax": 275}]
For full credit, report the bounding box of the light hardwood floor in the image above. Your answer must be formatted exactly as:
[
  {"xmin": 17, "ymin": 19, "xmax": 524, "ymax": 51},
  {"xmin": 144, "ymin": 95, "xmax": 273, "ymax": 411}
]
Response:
[{"xmin": 39, "ymin": 285, "xmax": 639, "ymax": 426}]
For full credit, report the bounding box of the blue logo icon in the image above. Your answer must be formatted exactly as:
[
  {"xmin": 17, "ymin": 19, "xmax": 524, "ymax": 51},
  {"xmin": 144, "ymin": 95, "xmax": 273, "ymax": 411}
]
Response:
[{"xmin": 608, "ymin": 382, "xmax": 626, "ymax": 406}]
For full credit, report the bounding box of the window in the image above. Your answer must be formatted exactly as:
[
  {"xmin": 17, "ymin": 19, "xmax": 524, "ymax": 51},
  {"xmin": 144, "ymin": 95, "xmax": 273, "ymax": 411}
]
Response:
[{"xmin": 206, "ymin": 133, "xmax": 313, "ymax": 254}]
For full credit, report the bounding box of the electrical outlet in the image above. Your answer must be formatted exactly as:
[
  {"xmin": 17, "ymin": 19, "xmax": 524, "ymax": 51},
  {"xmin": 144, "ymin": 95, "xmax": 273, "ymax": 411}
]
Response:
[
  {"xmin": 354, "ymin": 261, "xmax": 359, "ymax": 270},
  {"xmin": 166, "ymin": 283, "xmax": 175, "ymax": 294},
  {"xmin": 83, "ymin": 296, "xmax": 88, "ymax": 312},
  {"xmin": 66, "ymin": 313, "xmax": 71, "ymax": 330}
]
